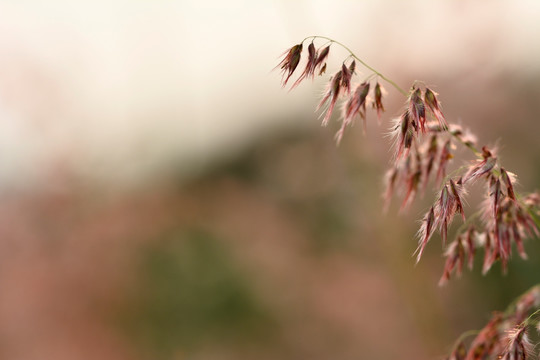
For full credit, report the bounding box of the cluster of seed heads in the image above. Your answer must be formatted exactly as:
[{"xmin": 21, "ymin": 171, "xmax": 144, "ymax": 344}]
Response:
[
  {"xmin": 277, "ymin": 36, "xmax": 540, "ymax": 360},
  {"xmin": 445, "ymin": 286, "xmax": 540, "ymax": 360},
  {"xmin": 276, "ymin": 37, "xmax": 540, "ymax": 286}
]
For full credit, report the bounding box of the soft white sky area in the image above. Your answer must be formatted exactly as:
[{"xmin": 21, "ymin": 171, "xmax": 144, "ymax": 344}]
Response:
[{"xmin": 0, "ymin": 0, "xmax": 539, "ymax": 190}]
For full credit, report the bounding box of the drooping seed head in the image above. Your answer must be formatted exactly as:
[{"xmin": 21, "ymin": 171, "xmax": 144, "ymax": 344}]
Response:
[
  {"xmin": 500, "ymin": 326, "xmax": 533, "ymax": 360},
  {"xmin": 341, "ymin": 63, "xmax": 352, "ymax": 94},
  {"xmin": 436, "ymin": 140, "xmax": 453, "ymax": 185},
  {"xmin": 424, "ymin": 87, "xmax": 448, "ymax": 130},
  {"xmin": 373, "ymin": 82, "xmax": 385, "ymax": 123},
  {"xmin": 422, "ymin": 135, "xmax": 439, "ymax": 191},
  {"xmin": 415, "ymin": 206, "xmax": 436, "ymax": 263},
  {"xmin": 409, "ymin": 87, "xmax": 427, "ymax": 133},
  {"xmin": 291, "ymin": 42, "xmax": 318, "ymax": 89},
  {"xmin": 463, "ymin": 146, "xmax": 497, "ymax": 183},
  {"xmin": 390, "ymin": 110, "xmax": 415, "ymax": 160},
  {"xmin": 439, "ymin": 236, "xmax": 465, "ymax": 286},
  {"xmin": 348, "ymin": 60, "xmax": 356, "ymax": 74},
  {"xmin": 276, "ymin": 43, "xmax": 303, "ymax": 87},
  {"xmin": 500, "ymin": 168, "xmax": 516, "ymax": 201},
  {"xmin": 465, "ymin": 313, "xmax": 503, "ymax": 360},
  {"xmin": 450, "ymin": 178, "xmax": 466, "ymax": 221},
  {"xmin": 314, "ymin": 45, "xmax": 330, "ymax": 70},
  {"xmin": 317, "ymin": 70, "xmax": 343, "ymax": 126},
  {"xmin": 401, "ymin": 167, "xmax": 422, "ymax": 211},
  {"xmin": 489, "ymin": 176, "xmax": 502, "ymax": 220},
  {"xmin": 340, "ymin": 82, "xmax": 370, "ymax": 140}
]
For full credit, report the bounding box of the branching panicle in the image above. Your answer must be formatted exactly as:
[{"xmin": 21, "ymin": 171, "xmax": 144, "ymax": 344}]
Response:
[
  {"xmin": 275, "ymin": 36, "xmax": 540, "ymax": 283},
  {"xmin": 443, "ymin": 286, "xmax": 540, "ymax": 360},
  {"xmin": 276, "ymin": 34, "xmax": 540, "ymax": 360}
]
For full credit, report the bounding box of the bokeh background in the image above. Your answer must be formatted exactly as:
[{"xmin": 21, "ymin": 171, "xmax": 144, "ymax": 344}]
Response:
[{"xmin": 0, "ymin": 1, "xmax": 540, "ymax": 359}]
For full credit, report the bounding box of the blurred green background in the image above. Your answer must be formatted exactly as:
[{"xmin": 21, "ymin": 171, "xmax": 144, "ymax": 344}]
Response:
[{"xmin": 0, "ymin": 1, "xmax": 539, "ymax": 359}]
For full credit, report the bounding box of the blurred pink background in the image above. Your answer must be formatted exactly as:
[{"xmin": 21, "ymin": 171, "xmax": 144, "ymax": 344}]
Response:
[{"xmin": 0, "ymin": 1, "xmax": 539, "ymax": 359}]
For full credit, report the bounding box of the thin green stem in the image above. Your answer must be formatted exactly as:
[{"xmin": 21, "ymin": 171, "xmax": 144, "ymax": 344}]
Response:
[
  {"xmin": 452, "ymin": 135, "xmax": 481, "ymax": 157},
  {"xmin": 454, "ymin": 210, "xmax": 482, "ymax": 235},
  {"xmin": 302, "ymin": 35, "xmax": 407, "ymax": 96},
  {"xmin": 453, "ymin": 329, "xmax": 480, "ymax": 346},
  {"xmin": 524, "ymin": 308, "xmax": 540, "ymax": 326}
]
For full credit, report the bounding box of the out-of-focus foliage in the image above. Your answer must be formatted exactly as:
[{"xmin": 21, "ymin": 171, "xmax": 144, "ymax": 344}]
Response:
[{"xmin": 121, "ymin": 230, "xmax": 273, "ymax": 357}]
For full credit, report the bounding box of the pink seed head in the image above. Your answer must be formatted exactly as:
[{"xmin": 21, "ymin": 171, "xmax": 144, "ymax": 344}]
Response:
[
  {"xmin": 500, "ymin": 168, "xmax": 516, "ymax": 200},
  {"xmin": 409, "ymin": 87, "xmax": 426, "ymax": 133},
  {"xmin": 424, "ymin": 87, "xmax": 448, "ymax": 130},
  {"xmin": 415, "ymin": 206, "xmax": 436, "ymax": 263},
  {"xmin": 317, "ymin": 70, "xmax": 343, "ymax": 126},
  {"xmin": 314, "ymin": 45, "xmax": 330, "ymax": 69},
  {"xmin": 276, "ymin": 43, "xmax": 303, "ymax": 87},
  {"xmin": 291, "ymin": 42, "xmax": 318, "ymax": 89},
  {"xmin": 373, "ymin": 82, "xmax": 385, "ymax": 123},
  {"xmin": 341, "ymin": 63, "xmax": 352, "ymax": 94}
]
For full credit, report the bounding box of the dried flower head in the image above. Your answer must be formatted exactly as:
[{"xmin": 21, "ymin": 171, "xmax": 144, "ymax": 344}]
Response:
[
  {"xmin": 402, "ymin": 160, "xmax": 423, "ymax": 210},
  {"xmin": 514, "ymin": 286, "xmax": 540, "ymax": 322},
  {"xmin": 291, "ymin": 42, "xmax": 317, "ymax": 89},
  {"xmin": 463, "ymin": 146, "xmax": 497, "ymax": 183},
  {"xmin": 314, "ymin": 45, "xmax": 330, "ymax": 72},
  {"xmin": 442, "ymin": 284, "xmax": 540, "ymax": 360},
  {"xmin": 317, "ymin": 70, "xmax": 343, "ymax": 126},
  {"xmin": 340, "ymin": 63, "xmax": 353, "ymax": 94},
  {"xmin": 408, "ymin": 87, "xmax": 427, "ymax": 133},
  {"xmin": 414, "ymin": 173, "xmax": 473, "ymax": 267},
  {"xmin": 436, "ymin": 140, "xmax": 453, "ymax": 185},
  {"xmin": 466, "ymin": 313, "xmax": 503, "ymax": 360},
  {"xmin": 500, "ymin": 168, "xmax": 516, "ymax": 201},
  {"xmin": 439, "ymin": 235, "xmax": 466, "ymax": 286},
  {"xmin": 372, "ymin": 82, "xmax": 385, "ymax": 122},
  {"xmin": 276, "ymin": 43, "xmax": 303, "ymax": 87},
  {"xmin": 415, "ymin": 206, "xmax": 436, "ymax": 263},
  {"xmin": 390, "ymin": 110, "xmax": 415, "ymax": 160},
  {"xmin": 424, "ymin": 87, "xmax": 448, "ymax": 130},
  {"xmin": 500, "ymin": 326, "xmax": 533, "ymax": 360},
  {"xmin": 335, "ymin": 82, "xmax": 371, "ymax": 143},
  {"xmin": 275, "ymin": 36, "xmax": 540, "ymax": 360}
]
